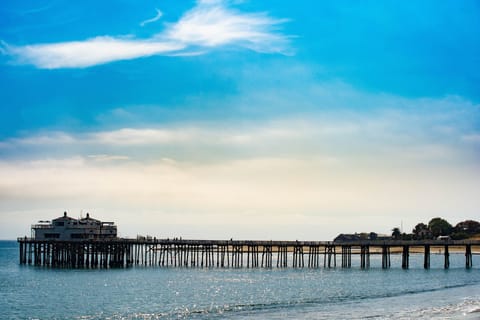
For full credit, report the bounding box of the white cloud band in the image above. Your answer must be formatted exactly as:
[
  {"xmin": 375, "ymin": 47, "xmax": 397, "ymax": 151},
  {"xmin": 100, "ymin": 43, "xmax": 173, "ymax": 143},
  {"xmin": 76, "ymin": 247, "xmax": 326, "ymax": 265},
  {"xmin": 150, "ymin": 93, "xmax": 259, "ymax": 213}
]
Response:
[
  {"xmin": 2, "ymin": 1, "xmax": 289, "ymax": 69},
  {"xmin": 6, "ymin": 37, "xmax": 184, "ymax": 69}
]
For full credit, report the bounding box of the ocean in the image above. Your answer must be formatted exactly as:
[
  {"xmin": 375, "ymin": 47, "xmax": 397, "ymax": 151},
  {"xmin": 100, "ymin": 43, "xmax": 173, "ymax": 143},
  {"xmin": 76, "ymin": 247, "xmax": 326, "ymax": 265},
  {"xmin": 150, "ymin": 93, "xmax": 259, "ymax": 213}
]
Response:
[{"xmin": 1, "ymin": 240, "xmax": 479, "ymax": 319}]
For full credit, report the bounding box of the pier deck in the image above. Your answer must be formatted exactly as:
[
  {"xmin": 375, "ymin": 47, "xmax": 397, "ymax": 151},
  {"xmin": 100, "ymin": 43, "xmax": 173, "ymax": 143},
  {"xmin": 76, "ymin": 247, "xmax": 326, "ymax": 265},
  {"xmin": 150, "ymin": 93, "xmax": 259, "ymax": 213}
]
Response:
[{"xmin": 17, "ymin": 238, "xmax": 480, "ymax": 269}]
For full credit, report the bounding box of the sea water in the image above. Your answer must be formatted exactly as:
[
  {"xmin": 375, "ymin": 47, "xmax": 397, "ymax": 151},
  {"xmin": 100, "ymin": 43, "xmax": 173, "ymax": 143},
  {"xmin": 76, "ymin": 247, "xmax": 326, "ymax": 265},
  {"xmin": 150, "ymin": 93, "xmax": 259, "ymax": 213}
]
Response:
[{"xmin": 1, "ymin": 240, "xmax": 479, "ymax": 319}]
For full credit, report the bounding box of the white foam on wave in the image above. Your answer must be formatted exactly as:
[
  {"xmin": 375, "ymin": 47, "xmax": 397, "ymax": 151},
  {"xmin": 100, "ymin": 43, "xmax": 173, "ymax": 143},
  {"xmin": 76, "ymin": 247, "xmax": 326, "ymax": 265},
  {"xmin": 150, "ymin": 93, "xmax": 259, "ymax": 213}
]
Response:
[{"xmin": 391, "ymin": 297, "xmax": 480, "ymax": 320}]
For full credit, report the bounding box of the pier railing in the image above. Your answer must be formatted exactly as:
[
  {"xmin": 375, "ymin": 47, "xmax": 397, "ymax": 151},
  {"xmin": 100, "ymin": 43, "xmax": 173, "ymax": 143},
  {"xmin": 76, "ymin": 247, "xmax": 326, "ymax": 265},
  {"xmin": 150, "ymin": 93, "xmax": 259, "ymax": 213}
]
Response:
[{"xmin": 17, "ymin": 237, "xmax": 480, "ymax": 270}]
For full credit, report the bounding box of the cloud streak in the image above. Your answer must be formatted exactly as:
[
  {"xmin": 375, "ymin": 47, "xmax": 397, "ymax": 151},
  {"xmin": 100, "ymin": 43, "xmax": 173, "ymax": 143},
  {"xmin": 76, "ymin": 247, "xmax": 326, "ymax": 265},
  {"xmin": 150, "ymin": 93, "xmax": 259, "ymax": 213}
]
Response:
[
  {"xmin": 4, "ymin": 37, "xmax": 184, "ymax": 69},
  {"xmin": 2, "ymin": 1, "xmax": 289, "ymax": 69},
  {"xmin": 140, "ymin": 8, "xmax": 163, "ymax": 27},
  {"xmin": 1, "ymin": 106, "xmax": 478, "ymax": 168}
]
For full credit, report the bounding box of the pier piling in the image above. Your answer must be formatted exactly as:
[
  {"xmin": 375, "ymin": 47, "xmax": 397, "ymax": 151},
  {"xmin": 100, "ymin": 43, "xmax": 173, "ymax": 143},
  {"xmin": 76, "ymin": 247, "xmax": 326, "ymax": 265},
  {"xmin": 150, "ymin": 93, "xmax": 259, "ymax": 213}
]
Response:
[
  {"xmin": 360, "ymin": 245, "xmax": 370, "ymax": 269},
  {"xmin": 401, "ymin": 245, "xmax": 409, "ymax": 269}
]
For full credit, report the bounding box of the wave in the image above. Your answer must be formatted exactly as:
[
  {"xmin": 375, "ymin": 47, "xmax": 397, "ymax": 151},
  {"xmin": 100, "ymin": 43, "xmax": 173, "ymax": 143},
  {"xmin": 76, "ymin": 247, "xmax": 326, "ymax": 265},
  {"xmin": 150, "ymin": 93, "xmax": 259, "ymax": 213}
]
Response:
[
  {"xmin": 385, "ymin": 297, "xmax": 480, "ymax": 320},
  {"xmin": 76, "ymin": 283, "xmax": 480, "ymax": 319}
]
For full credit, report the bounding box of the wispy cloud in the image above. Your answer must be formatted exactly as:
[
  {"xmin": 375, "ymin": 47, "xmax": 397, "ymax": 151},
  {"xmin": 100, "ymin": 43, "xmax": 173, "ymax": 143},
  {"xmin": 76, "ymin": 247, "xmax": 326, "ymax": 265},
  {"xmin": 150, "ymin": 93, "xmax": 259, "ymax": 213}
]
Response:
[
  {"xmin": 4, "ymin": 131, "xmax": 76, "ymax": 146},
  {"xmin": 165, "ymin": 2, "xmax": 289, "ymax": 52},
  {"xmin": 461, "ymin": 134, "xmax": 480, "ymax": 143},
  {"xmin": 140, "ymin": 8, "xmax": 163, "ymax": 27},
  {"xmin": 2, "ymin": 0, "xmax": 290, "ymax": 69},
  {"xmin": 87, "ymin": 154, "xmax": 130, "ymax": 162},
  {"xmin": 1, "ymin": 104, "xmax": 478, "ymax": 167},
  {"xmin": 1, "ymin": 79, "xmax": 478, "ymax": 161},
  {"xmin": 92, "ymin": 128, "xmax": 195, "ymax": 145},
  {"xmin": 4, "ymin": 37, "xmax": 184, "ymax": 69}
]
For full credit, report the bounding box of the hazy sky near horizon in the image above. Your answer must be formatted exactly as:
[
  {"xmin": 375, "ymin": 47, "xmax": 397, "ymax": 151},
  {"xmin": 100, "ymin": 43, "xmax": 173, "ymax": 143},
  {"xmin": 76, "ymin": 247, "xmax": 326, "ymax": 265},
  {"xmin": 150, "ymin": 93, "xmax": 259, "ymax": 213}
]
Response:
[{"xmin": 1, "ymin": 0, "xmax": 479, "ymax": 240}]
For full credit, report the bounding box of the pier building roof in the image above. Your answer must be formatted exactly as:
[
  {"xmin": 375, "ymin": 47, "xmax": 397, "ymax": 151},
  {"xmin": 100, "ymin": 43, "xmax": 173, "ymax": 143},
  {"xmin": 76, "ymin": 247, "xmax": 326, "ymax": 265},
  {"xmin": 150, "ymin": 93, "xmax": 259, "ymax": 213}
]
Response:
[{"xmin": 32, "ymin": 212, "xmax": 117, "ymax": 241}]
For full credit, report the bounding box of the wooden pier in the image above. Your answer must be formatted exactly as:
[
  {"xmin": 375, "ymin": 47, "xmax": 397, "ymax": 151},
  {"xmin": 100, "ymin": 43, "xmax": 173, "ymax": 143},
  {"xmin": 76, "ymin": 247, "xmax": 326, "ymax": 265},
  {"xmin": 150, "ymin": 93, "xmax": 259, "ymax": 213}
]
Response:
[{"xmin": 17, "ymin": 238, "xmax": 479, "ymax": 269}]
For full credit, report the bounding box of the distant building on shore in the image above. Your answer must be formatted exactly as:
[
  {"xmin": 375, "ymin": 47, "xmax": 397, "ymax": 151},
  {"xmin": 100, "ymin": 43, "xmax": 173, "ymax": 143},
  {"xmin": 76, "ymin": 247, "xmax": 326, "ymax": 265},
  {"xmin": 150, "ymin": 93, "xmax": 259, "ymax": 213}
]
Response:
[{"xmin": 32, "ymin": 212, "xmax": 117, "ymax": 240}]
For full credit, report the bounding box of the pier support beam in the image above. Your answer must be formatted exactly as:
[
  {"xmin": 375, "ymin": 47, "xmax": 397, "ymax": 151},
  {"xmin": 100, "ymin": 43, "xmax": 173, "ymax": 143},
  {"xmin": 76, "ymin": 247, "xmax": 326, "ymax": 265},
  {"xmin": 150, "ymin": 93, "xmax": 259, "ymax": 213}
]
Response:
[
  {"xmin": 261, "ymin": 245, "xmax": 272, "ymax": 268},
  {"xmin": 247, "ymin": 245, "xmax": 259, "ymax": 268},
  {"xmin": 466, "ymin": 245, "xmax": 472, "ymax": 269},
  {"xmin": 424, "ymin": 245, "xmax": 430, "ymax": 269},
  {"xmin": 308, "ymin": 245, "xmax": 320, "ymax": 268},
  {"xmin": 292, "ymin": 245, "xmax": 304, "ymax": 268},
  {"xmin": 444, "ymin": 245, "xmax": 450, "ymax": 269},
  {"xmin": 276, "ymin": 245, "xmax": 287, "ymax": 268},
  {"xmin": 360, "ymin": 245, "xmax": 370, "ymax": 269},
  {"xmin": 324, "ymin": 245, "xmax": 336, "ymax": 268},
  {"xmin": 19, "ymin": 240, "xmax": 25, "ymax": 264},
  {"xmin": 401, "ymin": 245, "xmax": 409, "ymax": 269},
  {"xmin": 341, "ymin": 246, "xmax": 352, "ymax": 268},
  {"xmin": 217, "ymin": 245, "xmax": 228, "ymax": 267},
  {"xmin": 382, "ymin": 245, "xmax": 391, "ymax": 269}
]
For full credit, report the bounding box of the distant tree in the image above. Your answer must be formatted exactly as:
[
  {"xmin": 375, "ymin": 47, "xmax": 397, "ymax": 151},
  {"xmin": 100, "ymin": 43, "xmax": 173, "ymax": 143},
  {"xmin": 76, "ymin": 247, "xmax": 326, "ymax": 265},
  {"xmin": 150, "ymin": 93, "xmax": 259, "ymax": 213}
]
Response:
[
  {"xmin": 454, "ymin": 220, "xmax": 480, "ymax": 235},
  {"xmin": 413, "ymin": 223, "xmax": 427, "ymax": 234},
  {"xmin": 392, "ymin": 227, "xmax": 401, "ymax": 240},
  {"xmin": 401, "ymin": 233, "xmax": 413, "ymax": 240},
  {"xmin": 412, "ymin": 223, "xmax": 430, "ymax": 240},
  {"xmin": 428, "ymin": 217, "xmax": 453, "ymax": 237},
  {"xmin": 450, "ymin": 232, "xmax": 469, "ymax": 240}
]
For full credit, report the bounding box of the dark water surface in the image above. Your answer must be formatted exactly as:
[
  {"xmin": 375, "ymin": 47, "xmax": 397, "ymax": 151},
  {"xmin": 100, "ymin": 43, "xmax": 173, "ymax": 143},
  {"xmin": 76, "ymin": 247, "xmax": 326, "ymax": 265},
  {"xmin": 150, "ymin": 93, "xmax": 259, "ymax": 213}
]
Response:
[{"xmin": 1, "ymin": 241, "xmax": 479, "ymax": 319}]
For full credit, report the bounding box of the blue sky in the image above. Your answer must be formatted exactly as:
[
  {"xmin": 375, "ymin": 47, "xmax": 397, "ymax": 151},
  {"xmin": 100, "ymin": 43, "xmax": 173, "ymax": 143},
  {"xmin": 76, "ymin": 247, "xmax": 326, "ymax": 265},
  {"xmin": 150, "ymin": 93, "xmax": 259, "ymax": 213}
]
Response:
[{"xmin": 0, "ymin": 0, "xmax": 479, "ymax": 239}]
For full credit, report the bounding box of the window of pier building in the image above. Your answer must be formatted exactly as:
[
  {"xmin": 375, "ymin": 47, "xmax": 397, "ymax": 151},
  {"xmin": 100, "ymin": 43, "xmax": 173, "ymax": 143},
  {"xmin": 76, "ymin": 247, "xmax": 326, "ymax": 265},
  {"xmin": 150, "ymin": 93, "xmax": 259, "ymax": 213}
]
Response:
[
  {"xmin": 71, "ymin": 234, "xmax": 86, "ymax": 239},
  {"xmin": 45, "ymin": 233, "xmax": 60, "ymax": 238}
]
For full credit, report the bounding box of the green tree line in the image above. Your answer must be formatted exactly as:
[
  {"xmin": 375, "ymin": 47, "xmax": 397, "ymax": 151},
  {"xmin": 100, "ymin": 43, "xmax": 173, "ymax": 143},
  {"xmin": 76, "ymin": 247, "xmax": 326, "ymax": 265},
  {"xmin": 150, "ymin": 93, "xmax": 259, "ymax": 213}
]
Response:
[{"xmin": 392, "ymin": 218, "xmax": 480, "ymax": 240}]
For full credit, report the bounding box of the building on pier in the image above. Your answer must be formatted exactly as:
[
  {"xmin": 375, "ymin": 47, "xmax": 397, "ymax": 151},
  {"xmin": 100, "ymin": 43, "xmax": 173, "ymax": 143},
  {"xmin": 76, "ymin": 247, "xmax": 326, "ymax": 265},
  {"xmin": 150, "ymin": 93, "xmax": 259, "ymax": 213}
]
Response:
[{"xmin": 32, "ymin": 212, "xmax": 117, "ymax": 240}]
